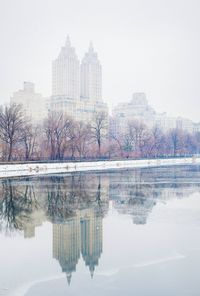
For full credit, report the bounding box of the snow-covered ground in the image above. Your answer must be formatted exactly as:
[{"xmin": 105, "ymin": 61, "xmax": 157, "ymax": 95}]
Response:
[{"xmin": 0, "ymin": 157, "xmax": 199, "ymax": 179}]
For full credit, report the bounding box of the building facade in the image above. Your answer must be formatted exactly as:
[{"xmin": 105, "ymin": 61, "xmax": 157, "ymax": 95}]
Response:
[
  {"xmin": 111, "ymin": 93, "xmax": 156, "ymax": 136},
  {"xmin": 11, "ymin": 82, "xmax": 48, "ymax": 124}
]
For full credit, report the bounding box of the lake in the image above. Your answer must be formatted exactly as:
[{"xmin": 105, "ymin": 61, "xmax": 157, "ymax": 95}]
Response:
[{"xmin": 0, "ymin": 165, "xmax": 200, "ymax": 296}]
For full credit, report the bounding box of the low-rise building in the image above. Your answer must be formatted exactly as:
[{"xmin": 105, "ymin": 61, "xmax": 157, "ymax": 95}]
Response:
[
  {"xmin": 11, "ymin": 82, "xmax": 49, "ymax": 124},
  {"xmin": 111, "ymin": 93, "xmax": 198, "ymax": 136}
]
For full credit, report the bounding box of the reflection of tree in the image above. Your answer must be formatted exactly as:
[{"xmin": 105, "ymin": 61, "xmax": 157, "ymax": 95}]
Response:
[
  {"xmin": 46, "ymin": 176, "xmax": 74, "ymax": 222},
  {"xmin": 46, "ymin": 174, "xmax": 108, "ymax": 223},
  {"xmin": 0, "ymin": 179, "xmax": 39, "ymax": 234},
  {"xmin": 0, "ymin": 173, "xmax": 109, "ymax": 236}
]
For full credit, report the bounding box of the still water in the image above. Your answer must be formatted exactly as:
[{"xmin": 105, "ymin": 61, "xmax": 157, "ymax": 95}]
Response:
[{"xmin": 0, "ymin": 165, "xmax": 200, "ymax": 296}]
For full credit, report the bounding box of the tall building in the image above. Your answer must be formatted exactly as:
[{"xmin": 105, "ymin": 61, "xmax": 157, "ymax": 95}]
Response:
[
  {"xmin": 51, "ymin": 36, "xmax": 80, "ymax": 117},
  {"xmin": 81, "ymin": 42, "xmax": 102, "ymax": 102},
  {"xmin": 51, "ymin": 37, "xmax": 108, "ymax": 123},
  {"xmin": 52, "ymin": 35, "xmax": 80, "ymax": 99},
  {"xmin": 11, "ymin": 82, "xmax": 48, "ymax": 124}
]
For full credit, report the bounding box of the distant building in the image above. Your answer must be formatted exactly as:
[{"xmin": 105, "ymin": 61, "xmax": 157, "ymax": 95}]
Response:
[
  {"xmin": 81, "ymin": 42, "xmax": 102, "ymax": 102},
  {"xmin": 50, "ymin": 37, "xmax": 108, "ymax": 123},
  {"xmin": 111, "ymin": 93, "xmax": 156, "ymax": 136},
  {"xmin": 176, "ymin": 117, "xmax": 194, "ymax": 133},
  {"xmin": 11, "ymin": 82, "xmax": 48, "ymax": 124},
  {"xmin": 113, "ymin": 93, "xmax": 155, "ymax": 121},
  {"xmin": 193, "ymin": 122, "xmax": 200, "ymax": 133},
  {"xmin": 154, "ymin": 113, "xmax": 177, "ymax": 131},
  {"xmin": 111, "ymin": 93, "xmax": 198, "ymax": 136}
]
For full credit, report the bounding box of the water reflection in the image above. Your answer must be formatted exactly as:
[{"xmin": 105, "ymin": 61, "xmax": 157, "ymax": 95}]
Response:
[
  {"xmin": 53, "ymin": 208, "xmax": 103, "ymax": 284},
  {"xmin": 0, "ymin": 179, "xmax": 41, "ymax": 235},
  {"xmin": 0, "ymin": 165, "xmax": 200, "ymax": 288},
  {"xmin": 110, "ymin": 166, "xmax": 200, "ymax": 224},
  {"xmin": 0, "ymin": 174, "xmax": 109, "ymax": 284}
]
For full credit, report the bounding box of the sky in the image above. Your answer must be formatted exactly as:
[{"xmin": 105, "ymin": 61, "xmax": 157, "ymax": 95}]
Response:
[{"xmin": 0, "ymin": 0, "xmax": 200, "ymax": 121}]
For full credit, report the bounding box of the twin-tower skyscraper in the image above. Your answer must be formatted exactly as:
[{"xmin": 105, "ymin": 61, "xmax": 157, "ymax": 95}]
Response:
[{"xmin": 51, "ymin": 36, "xmax": 107, "ymax": 121}]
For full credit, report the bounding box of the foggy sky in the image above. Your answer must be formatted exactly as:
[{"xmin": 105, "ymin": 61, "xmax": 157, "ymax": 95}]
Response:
[{"xmin": 0, "ymin": 0, "xmax": 200, "ymax": 121}]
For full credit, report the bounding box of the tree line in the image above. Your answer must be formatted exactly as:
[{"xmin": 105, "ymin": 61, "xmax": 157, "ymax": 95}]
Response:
[{"xmin": 0, "ymin": 103, "xmax": 200, "ymax": 162}]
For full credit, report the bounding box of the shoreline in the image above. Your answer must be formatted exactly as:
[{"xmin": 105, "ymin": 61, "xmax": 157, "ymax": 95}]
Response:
[{"xmin": 0, "ymin": 157, "xmax": 199, "ymax": 179}]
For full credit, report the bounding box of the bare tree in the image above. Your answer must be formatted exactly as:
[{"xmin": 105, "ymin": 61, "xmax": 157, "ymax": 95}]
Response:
[
  {"xmin": 122, "ymin": 133, "xmax": 133, "ymax": 157},
  {"xmin": 21, "ymin": 123, "xmax": 38, "ymax": 160},
  {"xmin": 75, "ymin": 121, "xmax": 91, "ymax": 159},
  {"xmin": 127, "ymin": 120, "xmax": 151, "ymax": 157},
  {"xmin": 44, "ymin": 112, "xmax": 72, "ymax": 160},
  {"xmin": 110, "ymin": 131, "xmax": 124, "ymax": 158},
  {"xmin": 90, "ymin": 112, "xmax": 108, "ymax": 158},
  {"xmin": 149, "ymin": 126, "xmax": 166, "ymax": 157},
  {"xmin": 168, "ymin": 128, "xmax": 184, "ymax": 157},
  {"xmin": 0, "ymin": 104, "xmax": 24, "ymax": 161},
  {"xmin": 44, "ymin": 112, "xmax": 57, "ymax": 159}
]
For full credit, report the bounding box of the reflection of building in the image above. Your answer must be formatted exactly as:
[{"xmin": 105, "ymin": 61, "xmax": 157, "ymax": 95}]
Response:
[
  {"xmin": 81, "ymin": 209, "xmax": 103, "ymax": 277},
  {"xmin": 113, "ymin": 198, "xmax": 155, "ymax": 225},
  {"xmin": 109, "ymin": 167, "xmax": 200, "ymax": 224},
  {"xmin": 53, "ymin": 208, "xmax": 103, "ymax": 283},
  {"xmin": 53, "ymin": 214, "xmax": 81, "ymax": 285},
  {"xmin": 110, "ymin": 170, "xmax": 156, "ymax": 224},
  {"xmin": 23, "ymin": 209, "xmax": 46, "ymax": 238},
  {"xmin": 11, "ymin": 82, "xmax": 49, "ymax": 124}
]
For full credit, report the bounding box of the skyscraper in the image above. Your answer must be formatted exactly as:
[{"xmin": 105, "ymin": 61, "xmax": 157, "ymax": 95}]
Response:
[
  {"xmin": 81, "ymin": 42, "xmax": 102, "ymax": 102},
  {"xmin": 51, "ymin": 36, "xmax": 80, "ymax": 117},
  {"xmin": 52, "ymin": 35, "xmax": 80, "ymax": 99},
  {"xmin": 51, "ymin": 37, "xmax": 108, "ymax": 123}
]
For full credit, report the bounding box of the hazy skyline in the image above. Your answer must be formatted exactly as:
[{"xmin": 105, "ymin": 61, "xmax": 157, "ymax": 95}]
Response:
[{"xmin": 0, "ymin": 0, "xmax": 200, "ymax": 121}]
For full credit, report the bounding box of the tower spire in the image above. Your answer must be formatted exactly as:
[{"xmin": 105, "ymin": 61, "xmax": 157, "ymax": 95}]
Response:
[
  {"xmin": 89, "ymin": 41, "xmax": 94, "ymax": 53},
  {"xmin": 65, "ymin": 35, "xmax": 71, "ymax": 48},
  {"xmin": 89, "ymin": 265, "xmax": 95, "ymax": 279},
  {"xmin": 66, "ymin": 273, "xmax": 72, "ymax": 286}
]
